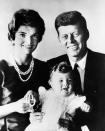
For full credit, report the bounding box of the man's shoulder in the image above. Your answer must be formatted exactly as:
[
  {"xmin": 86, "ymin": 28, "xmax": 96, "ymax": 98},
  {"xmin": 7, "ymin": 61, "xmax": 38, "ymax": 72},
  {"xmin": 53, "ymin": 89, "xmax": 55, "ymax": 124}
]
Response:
[
  {"xmin": 88, "ymin": 49, "xmax": 105, "ymax": 62},
  {"xmin": 33, "ymin": 58, "xmax": 47, "ymax": 67},
  {"xmin": 33, "ymin": 58, "xmax": 45, "ymax": 63},
  {"xmin": 47, "ymin": 54, "xmax": 68, "ymax": 67},
  {"xmin": 87, "ymin": 49, "xmax": 105, "ymax": 74}
]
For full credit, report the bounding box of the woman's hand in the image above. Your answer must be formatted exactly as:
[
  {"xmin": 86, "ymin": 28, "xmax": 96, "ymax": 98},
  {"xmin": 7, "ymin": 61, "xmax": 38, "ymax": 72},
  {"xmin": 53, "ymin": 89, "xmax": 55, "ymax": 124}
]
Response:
[
  {"xmin": 14, "ymin": 97, "xmax": 30, "ymax": 113},
  {"xmin": 0, "ymin": 90, "xmax": 37, "ymax": 118},
  {"xmin": 14, "ymin": 90, "xmax": 36, "ymax": 114}
]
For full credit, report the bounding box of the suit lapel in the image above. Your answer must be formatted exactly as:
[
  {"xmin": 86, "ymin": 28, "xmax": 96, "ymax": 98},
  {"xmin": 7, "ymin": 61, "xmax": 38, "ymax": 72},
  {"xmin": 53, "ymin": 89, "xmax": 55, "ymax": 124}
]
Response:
[{"xmin": 84, "ymin": 49, "xmax": 97, "ymax": 94}]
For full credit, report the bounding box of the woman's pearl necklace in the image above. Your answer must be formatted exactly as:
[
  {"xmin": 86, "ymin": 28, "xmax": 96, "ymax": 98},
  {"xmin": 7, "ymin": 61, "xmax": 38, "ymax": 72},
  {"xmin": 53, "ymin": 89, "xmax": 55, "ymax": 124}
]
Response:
[{"xmin": 13, "ymin": 58, "xmax": 34, "ymax": 82}]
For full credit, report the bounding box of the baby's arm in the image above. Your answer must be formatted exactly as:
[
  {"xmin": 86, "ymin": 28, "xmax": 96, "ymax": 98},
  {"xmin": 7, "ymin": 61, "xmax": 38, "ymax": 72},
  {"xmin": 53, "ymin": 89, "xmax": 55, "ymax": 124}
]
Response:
[
  {"xmin": 80, "ymin": 102, "xmax": 90, "ymax": 112},
  {"xmin": 67, "ymin": 95, "xmax": 86, "ymax": 115},
  {"xmin": 66, "ymin": 94, "xmax": 91, "ymax": 117},
  {"xmin": 38, "ymin": 86, "xmax": 47, "ymax": 103}
]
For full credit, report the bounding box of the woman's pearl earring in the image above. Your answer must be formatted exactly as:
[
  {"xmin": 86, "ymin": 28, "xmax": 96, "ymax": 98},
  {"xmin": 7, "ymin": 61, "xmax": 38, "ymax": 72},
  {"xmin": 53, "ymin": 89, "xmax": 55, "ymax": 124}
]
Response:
[{"xmin": 12, "ymin": 43, "xmax": 15, "ymax": 46}]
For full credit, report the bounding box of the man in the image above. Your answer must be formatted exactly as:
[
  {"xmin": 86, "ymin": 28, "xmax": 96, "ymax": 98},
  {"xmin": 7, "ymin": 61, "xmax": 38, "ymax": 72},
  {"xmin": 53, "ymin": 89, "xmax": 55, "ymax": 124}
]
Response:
[{"xmin": 47, "ymin": 11, "xmax": 105, "ymax": 131}]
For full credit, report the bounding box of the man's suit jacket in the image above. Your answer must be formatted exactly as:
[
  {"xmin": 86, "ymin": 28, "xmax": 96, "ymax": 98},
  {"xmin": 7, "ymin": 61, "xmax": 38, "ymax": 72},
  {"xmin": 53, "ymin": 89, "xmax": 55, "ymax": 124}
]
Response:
[{"xmin": 47, "ymin": 49, "xmax": 105, "ymax": 131}]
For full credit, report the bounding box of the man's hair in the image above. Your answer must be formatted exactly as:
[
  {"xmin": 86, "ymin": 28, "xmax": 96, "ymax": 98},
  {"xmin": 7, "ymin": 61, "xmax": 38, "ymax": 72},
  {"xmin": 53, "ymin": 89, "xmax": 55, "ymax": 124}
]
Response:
[
  {"xmin": 8, "ymin": 8, "xmax": 45, "ymax": 42},
  {"xmin": 55, "ymin": 11, "xmax": 89, "ymax": 41}
]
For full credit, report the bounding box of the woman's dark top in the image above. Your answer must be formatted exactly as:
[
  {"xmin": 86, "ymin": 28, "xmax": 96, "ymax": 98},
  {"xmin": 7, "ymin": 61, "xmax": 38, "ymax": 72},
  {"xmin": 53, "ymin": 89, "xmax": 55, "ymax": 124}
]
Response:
[{"xmin": 0, "ymin": 58, "xmax": 49, "ymax": 131}]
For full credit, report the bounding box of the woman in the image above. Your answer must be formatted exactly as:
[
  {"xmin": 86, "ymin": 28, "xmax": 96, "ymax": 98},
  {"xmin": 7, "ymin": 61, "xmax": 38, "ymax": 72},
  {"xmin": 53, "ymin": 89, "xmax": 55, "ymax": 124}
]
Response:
[{"xmin": 0, "ymin": 8, "xmax": 49, "ymax": 131}]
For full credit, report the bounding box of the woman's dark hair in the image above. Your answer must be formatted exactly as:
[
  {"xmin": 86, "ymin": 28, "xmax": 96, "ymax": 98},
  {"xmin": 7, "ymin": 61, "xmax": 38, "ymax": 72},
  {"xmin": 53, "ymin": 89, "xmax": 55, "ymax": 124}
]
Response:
[
  {"xmin": 55, "ymin": 11, "xmax": 89, "ymax": 41},
  {"xmin": 8, "ymin": 8, "xmax": 45, "ymax": 42}
]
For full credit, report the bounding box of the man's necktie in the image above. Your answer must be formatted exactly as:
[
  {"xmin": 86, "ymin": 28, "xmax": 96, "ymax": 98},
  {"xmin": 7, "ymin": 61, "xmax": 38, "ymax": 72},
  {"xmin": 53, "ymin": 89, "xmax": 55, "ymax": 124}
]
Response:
[{"xmin": 73, "ymin": 63, "xmax": 82, "ymax": 94}]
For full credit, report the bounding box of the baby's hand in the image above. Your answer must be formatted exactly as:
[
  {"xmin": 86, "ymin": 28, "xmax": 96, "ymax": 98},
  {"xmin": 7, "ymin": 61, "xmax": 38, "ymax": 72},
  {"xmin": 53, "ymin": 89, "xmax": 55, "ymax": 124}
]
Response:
[
  {"xmin": 80, "ymin": 102, "xmax": 90, "ymax": 112},
  {"xmin": 38, "ymin": 86, "xmax": 47, "ymax": 105},
  {"xmin": 68, "ymin": 96, "xmax": 86, "ymax": 114},
  {"xmin": 29, "ymin": 112, "xmax": 44, "ymax": 123}
]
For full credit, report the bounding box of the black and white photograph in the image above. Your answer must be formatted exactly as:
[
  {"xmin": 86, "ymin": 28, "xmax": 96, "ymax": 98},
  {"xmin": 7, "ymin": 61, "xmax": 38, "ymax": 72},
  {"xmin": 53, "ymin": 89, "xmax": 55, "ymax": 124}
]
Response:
[{"xmin": 0, "ymin": 0, "xmax": 105, "ymax": 131}]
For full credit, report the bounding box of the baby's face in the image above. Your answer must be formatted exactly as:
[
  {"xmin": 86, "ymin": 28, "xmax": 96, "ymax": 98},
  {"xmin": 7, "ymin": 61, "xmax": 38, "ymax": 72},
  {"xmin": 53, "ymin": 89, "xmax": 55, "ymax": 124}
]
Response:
[{"xmin": 50, "ymin": 72, "xmax": 73, "ymax": 97}]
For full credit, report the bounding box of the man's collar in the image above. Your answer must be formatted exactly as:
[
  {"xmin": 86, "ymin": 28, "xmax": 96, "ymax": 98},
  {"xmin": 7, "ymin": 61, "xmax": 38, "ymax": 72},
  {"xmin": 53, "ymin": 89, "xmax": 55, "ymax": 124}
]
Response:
[{"xmin": 69, "ymin": 52, "xmax": 88, "ymax": 70}]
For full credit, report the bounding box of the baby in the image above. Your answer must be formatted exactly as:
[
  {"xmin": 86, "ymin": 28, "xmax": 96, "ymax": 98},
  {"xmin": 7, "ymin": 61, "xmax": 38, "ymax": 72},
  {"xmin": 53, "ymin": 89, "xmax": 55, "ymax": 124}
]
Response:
[{"xmin": 25, "ymin": 62, "xmax": 90, "ymax": 131}]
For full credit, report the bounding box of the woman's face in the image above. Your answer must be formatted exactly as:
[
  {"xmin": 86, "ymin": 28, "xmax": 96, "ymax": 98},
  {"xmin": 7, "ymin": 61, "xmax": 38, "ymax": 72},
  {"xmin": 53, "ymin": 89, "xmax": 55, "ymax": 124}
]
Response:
[
  {"xmin": 12, "ymin": 25, "xmax": 39, "ymax": 56},
  {"xmin": 50, "ymin": 71, "xmax": 73, "ymax": 97}
]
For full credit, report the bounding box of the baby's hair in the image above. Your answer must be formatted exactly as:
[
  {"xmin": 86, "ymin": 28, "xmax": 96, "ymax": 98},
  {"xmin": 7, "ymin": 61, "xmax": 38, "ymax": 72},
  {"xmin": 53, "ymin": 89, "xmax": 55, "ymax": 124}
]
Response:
[
  {"xmin": 49, "ymin": 61, "xmax": 73, "ymax": 82},
  {"xmin": 52, "ymin": 61, "xmax": 72, "ymax": 73}
]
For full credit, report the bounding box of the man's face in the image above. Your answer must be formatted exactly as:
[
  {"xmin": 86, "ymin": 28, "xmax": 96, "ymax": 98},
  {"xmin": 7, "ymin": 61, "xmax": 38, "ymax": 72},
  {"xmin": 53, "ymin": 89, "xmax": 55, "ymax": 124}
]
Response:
[
  {"xmin": 58, "ymin": 23, "xmax": 87, "ymax": 60},
  {"xmin": 12, "ymin": 25, "xmax": 39, "ymax": 56},
  {"xmin": 50, "ymin": 72, "xmax": 73, "ymax": 97}
]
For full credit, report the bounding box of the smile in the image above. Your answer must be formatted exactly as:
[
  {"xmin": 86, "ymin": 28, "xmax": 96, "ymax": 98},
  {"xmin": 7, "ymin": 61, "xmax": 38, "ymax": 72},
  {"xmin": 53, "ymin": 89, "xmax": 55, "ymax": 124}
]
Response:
[
  {"xmin": 67, "ymin": 44, "xmax": 78, "ymax": 49},
  {"xmin": 25, "ymin": 46, "xmax": 33, "ymax": 49},
  {"xmin": 62, "ymin": 88, "xmax": 68, "ymax": 91}
]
